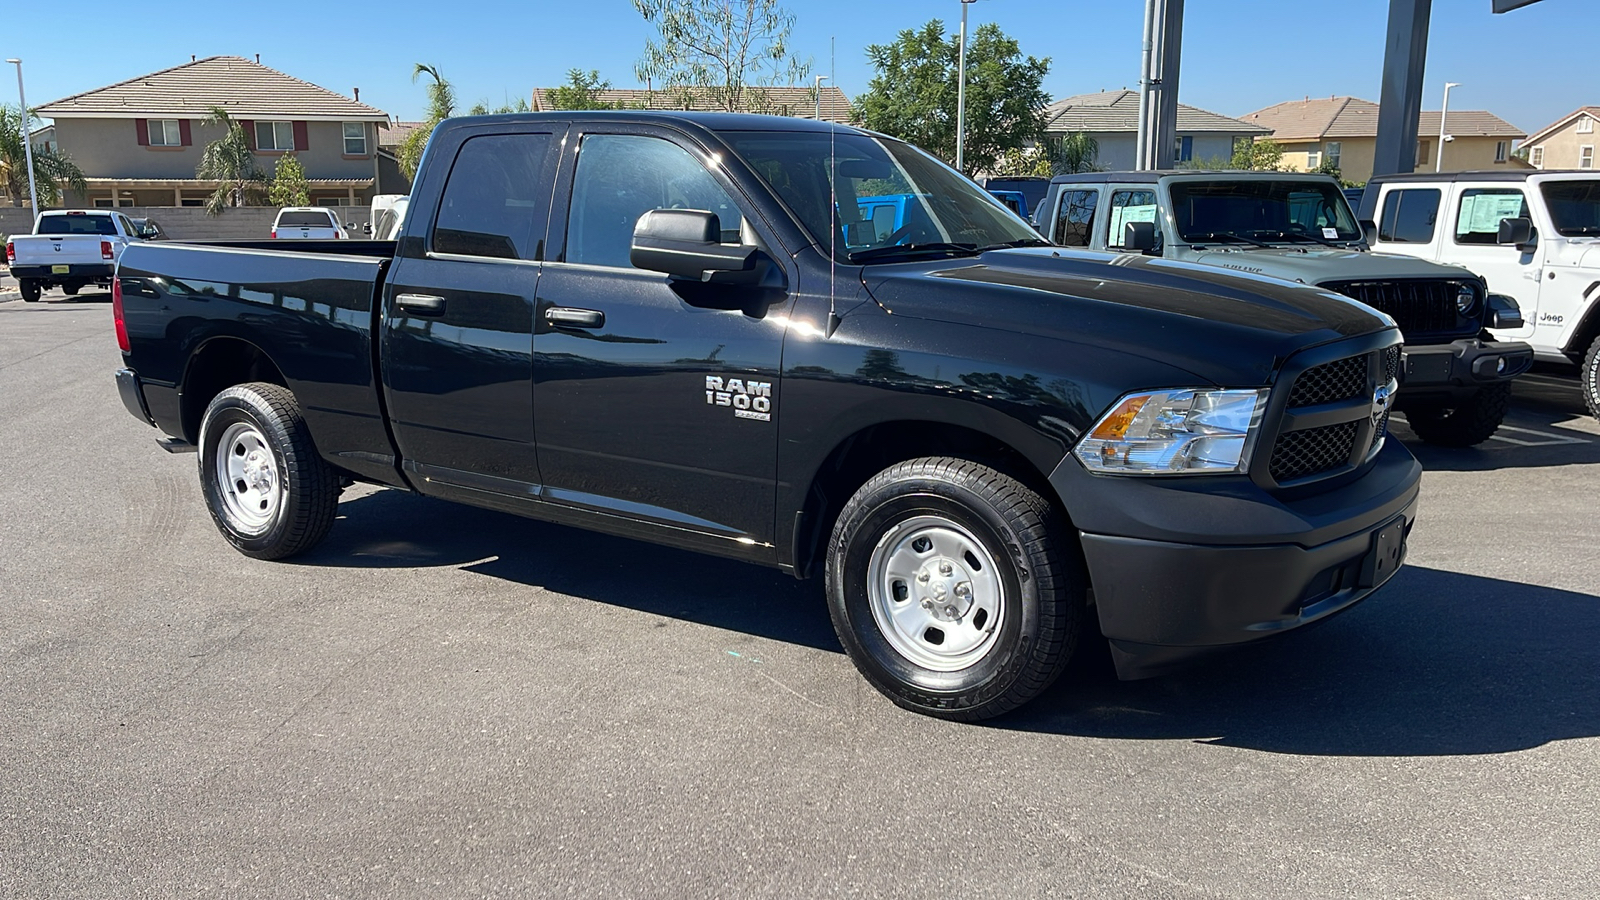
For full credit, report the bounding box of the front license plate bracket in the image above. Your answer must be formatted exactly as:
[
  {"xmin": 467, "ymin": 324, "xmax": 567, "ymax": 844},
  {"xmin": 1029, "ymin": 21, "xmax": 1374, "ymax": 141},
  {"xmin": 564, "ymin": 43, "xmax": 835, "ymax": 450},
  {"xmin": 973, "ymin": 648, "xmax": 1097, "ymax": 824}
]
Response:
[{"xmin": 1359, "ymin": 517, "xmax": 1407, "ymax": 588}]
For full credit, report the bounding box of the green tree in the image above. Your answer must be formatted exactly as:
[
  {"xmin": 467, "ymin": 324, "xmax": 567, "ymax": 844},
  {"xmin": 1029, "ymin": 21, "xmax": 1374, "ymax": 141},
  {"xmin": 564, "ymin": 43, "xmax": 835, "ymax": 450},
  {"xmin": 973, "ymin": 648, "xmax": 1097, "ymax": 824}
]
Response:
[
  {"xmin": 1043, "ymin": 131, "xmax": 1102, "ymax": 175},
  {"xmin": 398, "ymin": 64, "xmax": 455, "ymax": 180},
  {"xmin": 196, "ymin": 107, "xmax": 266, "ymax": 214},
  {"xmin": 1230, "ymin": 137, "xmax": 1284, "ymax": 171},
  {"xmin": 268, "ymin": 153, "xmax": 311, "ymax": 207},
  {"xmin": 544, "ymin": 69, "xmax": 617, "ymax": 111},
  {"xmin": 0, "ymin": 104, "xmax": 87, "ymax": 207},
  {"xmin": 632, "ymin": 0, "xmax": 811, "ymax": 113},
  {"xmin": 855, "ymin": 20, "xmax": 1051, "ymax": 176}
]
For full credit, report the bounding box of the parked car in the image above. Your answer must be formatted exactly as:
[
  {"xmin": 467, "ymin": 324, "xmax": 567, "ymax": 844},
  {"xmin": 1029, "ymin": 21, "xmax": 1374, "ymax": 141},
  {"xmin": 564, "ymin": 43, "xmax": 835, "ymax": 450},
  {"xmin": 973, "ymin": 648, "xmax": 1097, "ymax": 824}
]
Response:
[
  {"xmin": 1360, "ymin": 171, "xmax": 1600, "ymax": 419},
  {"xmin": 987, "ymin": 189, "xmax": 1029, "ymax": 219},
  {"xmin": 128, "ymin": 217, "xmax": 167, "ymax": 241},
  {"xmin": 369, "ymin": 194, "xmax": 409, "ymax": 241},
  {"xmin": 271, "ymin": 207, "xmax": 351, "ymax": 240},
  {"xmin": 1036, "ymin": 171, "xmax": 1533, "ymax": 446},
  {"xmin": 982, "ymin": 176, "xmax": 1052, "ymax": 224},
  {"xmin": 112, "ymin": 112, "xmax": 1420, "ymax": 721},
  {"xmin": 6, "ymin": 209, "xmax": 142, "ymax": 301}
]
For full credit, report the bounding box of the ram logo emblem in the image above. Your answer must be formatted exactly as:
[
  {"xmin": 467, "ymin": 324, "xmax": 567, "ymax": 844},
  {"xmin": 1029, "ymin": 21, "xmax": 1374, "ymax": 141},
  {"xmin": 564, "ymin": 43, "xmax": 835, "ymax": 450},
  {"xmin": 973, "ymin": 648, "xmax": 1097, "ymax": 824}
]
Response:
[{"xmin": 706, "ymin": 376, "xmax": 773, "ymax": 422}]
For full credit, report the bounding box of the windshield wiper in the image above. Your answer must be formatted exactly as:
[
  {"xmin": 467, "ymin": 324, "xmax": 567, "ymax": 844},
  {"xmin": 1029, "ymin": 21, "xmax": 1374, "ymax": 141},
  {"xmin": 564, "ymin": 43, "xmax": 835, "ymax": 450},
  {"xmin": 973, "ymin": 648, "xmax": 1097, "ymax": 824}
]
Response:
[
  {"xmin": 976, "ymin": 238, "xmax": 1051, "ymax": 252},
  {"xmin": 1187, "ymin": 231, "xmax": 1275, "ymax": 249},
  {"xmin": 847, "ymin": 242, "xmax": 981, "ymax": 263},
  {"xmin": 1276, "ymin": 229, "xmax": 1351, "ymax": 248},
  {"xmin": 1559, "ymin": 225, "xmax": 1600, "ymax": 236}
]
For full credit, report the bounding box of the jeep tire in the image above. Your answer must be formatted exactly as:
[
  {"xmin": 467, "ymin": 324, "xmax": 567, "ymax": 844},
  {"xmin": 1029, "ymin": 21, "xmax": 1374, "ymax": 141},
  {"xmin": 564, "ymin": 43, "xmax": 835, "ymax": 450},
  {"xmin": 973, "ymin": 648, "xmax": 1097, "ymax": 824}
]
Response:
[
  {"xmin": 1583, "ymin": 333, "xmax": 1600, "ymax": 422},
  {"xmin": 1403, "ymin": 382, "xmax": 1513, "ymax": 447}
]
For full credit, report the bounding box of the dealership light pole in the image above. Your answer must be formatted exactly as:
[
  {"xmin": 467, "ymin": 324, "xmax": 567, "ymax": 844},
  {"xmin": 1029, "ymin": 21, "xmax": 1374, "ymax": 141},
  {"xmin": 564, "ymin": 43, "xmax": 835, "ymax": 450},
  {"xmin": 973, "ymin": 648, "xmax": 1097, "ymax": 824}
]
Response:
[
  {"xmin": 7, "ymin": 59, "xmax": 39, "ymax": 222},
  {"xmin": 955, "ymin": 0, "xmax": 977, "ymax": 173},
  {"xmin": 1436, "ymin": 81, "xmax": 1459, "ymax": 173}
]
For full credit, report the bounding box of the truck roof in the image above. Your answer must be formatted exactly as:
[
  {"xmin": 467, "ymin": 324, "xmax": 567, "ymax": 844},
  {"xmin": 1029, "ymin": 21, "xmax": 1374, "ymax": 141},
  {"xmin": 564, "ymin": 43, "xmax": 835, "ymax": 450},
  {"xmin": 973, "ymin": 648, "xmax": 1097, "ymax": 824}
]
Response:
[
  {"xmin": 1368, "ymin": 169, "xmax": 1600, "ymax": 184},
  {"xmin": 451, "ymin": 110, "xmax": 869, "ymax": 136},
  {"xmin": 1048, "ymin": 170, "xmax": 1341, "ymax": 185}
]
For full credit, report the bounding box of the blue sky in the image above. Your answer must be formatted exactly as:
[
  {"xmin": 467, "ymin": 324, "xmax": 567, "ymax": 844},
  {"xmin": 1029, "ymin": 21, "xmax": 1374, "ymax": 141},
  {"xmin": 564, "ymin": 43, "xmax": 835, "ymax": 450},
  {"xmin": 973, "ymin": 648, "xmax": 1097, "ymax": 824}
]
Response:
[{"xmin": 5, "ymin": 0, "xmax": 1594, "ymax": 134}]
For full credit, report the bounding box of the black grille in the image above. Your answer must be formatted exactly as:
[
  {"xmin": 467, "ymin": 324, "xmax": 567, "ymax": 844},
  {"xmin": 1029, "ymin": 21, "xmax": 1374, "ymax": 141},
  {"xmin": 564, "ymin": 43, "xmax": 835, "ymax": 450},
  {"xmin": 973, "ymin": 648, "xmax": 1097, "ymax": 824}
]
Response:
[
  {"xmin": 1270, "ymin": 421, "xmax": 1359, "ymax": 483},
  {"xmin": 1288, "ymin": 355, "xmax": 1367, "ymax": 407},
  {"xmin": 1324, "ymin": 280, "xmax": 1464, "ymax": 335},
  {"xmin": 1383, "ymin": 345, "xmax": 1401, "ymax": 381}
]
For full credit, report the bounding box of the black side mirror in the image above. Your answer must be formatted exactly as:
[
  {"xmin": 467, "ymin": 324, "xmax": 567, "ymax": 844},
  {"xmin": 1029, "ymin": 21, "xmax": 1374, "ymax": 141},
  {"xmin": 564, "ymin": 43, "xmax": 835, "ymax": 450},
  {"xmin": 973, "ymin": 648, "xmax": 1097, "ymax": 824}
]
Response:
[
  {"xmin": 630, "ymin": 209, "xmax": 758, "ymax": 284},
  {"xmin": 1360, "ymin": 219, "xmax": 1378, "ymax": 246},
  {"xmin": 1497, "ymin": 216, "xmax": 1533, "ymax": 248},
  {"xmin": 1123, "ymin": 221, "xmax": 1157, "ymax": 254},
  {"xmin": 1486, "ymin": 293, "xmax": 1524, "ymax": 330}
]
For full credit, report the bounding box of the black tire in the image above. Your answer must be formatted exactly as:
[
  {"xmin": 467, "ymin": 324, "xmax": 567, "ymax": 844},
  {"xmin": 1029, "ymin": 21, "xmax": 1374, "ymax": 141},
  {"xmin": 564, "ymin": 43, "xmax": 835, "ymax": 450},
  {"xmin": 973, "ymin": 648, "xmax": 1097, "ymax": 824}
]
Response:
[
  {"xmin": 197, "ymin": 382, "xmax": 340, "ymax": 560},
  {"xmin": 20, "ymin": 279, "xmax": 41, "ymax": 302},
  {"xmin": 1403, "ymin": 382, "xmax": 1512, "ymax": 447},
  {"xmin": 1583, "ymin": 333, "xmax": 1600, "ymax": 422},
  {"xmin": 825, "ymin": 457, "xmax": 1082, "ymax": 721},
  {"xmin": 61, "ymin": 282, "xmax": 81, "ymax": 296}
]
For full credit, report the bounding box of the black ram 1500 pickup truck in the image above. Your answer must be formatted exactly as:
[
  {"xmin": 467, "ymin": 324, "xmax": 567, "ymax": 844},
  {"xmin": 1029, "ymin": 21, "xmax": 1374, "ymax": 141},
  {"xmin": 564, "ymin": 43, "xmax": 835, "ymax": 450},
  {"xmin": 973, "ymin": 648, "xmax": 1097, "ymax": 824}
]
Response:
[{"xmin": 112, "ymin": 112, "xmax": 1421, "ymax": 721}]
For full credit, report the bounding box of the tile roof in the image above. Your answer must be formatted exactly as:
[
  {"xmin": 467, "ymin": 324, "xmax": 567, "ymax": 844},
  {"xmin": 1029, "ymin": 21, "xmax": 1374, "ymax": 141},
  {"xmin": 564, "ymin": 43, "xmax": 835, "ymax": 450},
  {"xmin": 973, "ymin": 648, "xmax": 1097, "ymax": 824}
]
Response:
[
  {"xmin": 36, "ymin": 56, "xmax": 389, "ymax": 122},
  {"xmin": 1241, "ymin": 97, "xmax": 1524, "ymax": 141},
  {"xmin": 529, "ymin": 85, "xmax": 853, "ymax": 123},
  {"xmin": 379, "ymin": 120, "xmax": 428, "ymax": 148},
  {"xmin": 1523, "ymin": 106, "xmax": 1600, "ymax": 145},
  {"xmin": 1043, "ymin": 90, "xmax": 1269, "ymax": 135}
]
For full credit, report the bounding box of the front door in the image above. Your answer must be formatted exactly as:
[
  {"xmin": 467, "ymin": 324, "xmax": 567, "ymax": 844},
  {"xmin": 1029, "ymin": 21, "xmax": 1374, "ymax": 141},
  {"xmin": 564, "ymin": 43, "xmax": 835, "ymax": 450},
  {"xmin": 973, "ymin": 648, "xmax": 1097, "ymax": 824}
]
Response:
[
  {"xmin": 1437, "ymin": 185, "xmax": 1541, "ymax": 341},
  {"xmin": 381, "ymin": 128, "xmax": 561, "ymax": 492},
  {"xmin": 532, "ymin": 128, "xmax": 790, "ymax": 552}
]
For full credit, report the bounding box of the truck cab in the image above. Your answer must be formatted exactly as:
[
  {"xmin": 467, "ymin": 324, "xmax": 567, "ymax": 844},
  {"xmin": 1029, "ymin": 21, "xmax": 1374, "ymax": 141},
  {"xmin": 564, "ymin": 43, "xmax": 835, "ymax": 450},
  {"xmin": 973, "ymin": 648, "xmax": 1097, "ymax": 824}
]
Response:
[
  {"xmin": 1361, "ymin": 171, "xmax": 1600, "ymax": 419},
  {"xmin": 1037, "ymin": 171, "xmax": 1534, "ymax": 445}
]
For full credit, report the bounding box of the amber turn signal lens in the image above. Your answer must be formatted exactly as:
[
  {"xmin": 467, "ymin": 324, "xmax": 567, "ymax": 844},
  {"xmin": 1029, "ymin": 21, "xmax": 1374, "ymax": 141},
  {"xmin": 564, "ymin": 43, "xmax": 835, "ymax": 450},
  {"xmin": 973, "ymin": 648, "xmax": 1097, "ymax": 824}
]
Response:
[{"xmin": 1088, "ymin": 395, "xmax": 1149, "ymax": 441}]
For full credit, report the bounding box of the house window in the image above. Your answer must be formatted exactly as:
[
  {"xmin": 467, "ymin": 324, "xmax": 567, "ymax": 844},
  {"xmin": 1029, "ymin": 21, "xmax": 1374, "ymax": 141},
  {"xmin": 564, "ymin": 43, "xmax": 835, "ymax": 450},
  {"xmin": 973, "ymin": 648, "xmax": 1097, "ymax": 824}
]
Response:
[
  {"xmin": 1495, "ymin": 141, "xmax": 1508, "ymax": 163},
  {"xmin": 1583, "ymin": 145, "xmax": 1595, "ymax": 170},
  {"xmin": 148, "ymin": 119, "xmax": 182, "ymax": 147},
  {"xmin": 1416, "ymin": 140, "xmax": 1431, "ymax": 167},
  {"xmin": 1578, "ymin": 116, "xmax": 1594, "ymax": 134},
  {"xmin": 255, "ymin": 121, "xmax": 295, "ymax": 151},
  {"xmin": 1175, "ymin": 135, "xmax": 1193, "ymax": 163},
  {"xmin": 1531, "ymin": 146, "xmax": 1544, "ymax": 168},
  {"xmin": 343, "ymin": 122, "xmax": 367, "ymax": 155},
  {"xmin": 1307, "ymin": 150, "xmax": 1322, "ymax": 169},
  {"xmin": 1326, "ymin": 141, "xmax": 1341, "ymax": 170}
]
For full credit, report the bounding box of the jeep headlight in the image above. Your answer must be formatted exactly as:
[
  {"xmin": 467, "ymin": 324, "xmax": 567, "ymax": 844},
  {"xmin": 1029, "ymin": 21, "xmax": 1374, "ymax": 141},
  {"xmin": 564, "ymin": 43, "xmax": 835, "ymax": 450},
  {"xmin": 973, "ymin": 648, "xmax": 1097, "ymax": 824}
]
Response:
[
  {"xmin": 1075, "ymin": 388, "xmax": 1269, "ymax": 475},
  {"xmin": 1456, "ymin": 281, "xmax": 1480, "ymax": 314}
]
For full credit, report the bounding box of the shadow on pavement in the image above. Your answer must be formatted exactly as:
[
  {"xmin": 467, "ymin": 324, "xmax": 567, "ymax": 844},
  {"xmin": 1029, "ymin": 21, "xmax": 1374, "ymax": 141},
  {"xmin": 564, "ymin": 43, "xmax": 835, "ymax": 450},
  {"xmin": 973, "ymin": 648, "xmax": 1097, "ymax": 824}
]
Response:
[{"xmin": 305, "ymin": 490, "xmax": 1600, "ymax": 756}]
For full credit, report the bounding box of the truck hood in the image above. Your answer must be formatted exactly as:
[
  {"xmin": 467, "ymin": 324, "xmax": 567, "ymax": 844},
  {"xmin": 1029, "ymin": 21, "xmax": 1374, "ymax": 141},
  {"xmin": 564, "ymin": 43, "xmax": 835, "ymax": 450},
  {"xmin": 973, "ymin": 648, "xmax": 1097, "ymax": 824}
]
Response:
[
  {"xmin": 1184, "ymin": 245, "xmax": 1477, "ymax": 287},
  {"xmin": 860, "ymin": 248, "xmax": 1395, "ymax": 388}
]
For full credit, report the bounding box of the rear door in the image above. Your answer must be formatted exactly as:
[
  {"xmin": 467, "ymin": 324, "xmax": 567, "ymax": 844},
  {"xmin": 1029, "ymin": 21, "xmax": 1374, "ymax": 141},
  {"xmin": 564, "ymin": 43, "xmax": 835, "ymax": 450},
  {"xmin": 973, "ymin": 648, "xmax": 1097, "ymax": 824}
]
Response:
[
  {"xmin": 381, "ymin": 125, "xmax": 563, "ymax": 493},
  {"xmin": 531, "ymin": 124, "xmax": 791, "ymax": 553}
]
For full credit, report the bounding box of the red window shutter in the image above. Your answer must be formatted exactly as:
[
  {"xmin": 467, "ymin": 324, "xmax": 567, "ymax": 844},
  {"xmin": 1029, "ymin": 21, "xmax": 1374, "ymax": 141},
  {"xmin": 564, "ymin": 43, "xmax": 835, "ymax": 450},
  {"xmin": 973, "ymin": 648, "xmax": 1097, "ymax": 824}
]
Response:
[
  {"xmin": 135, "ymin": 119, "xmax": 149, "ymax": 146},
  {"xmin": 178, "ymin": 119, "xmax": 192, "ymax": 147},
  {"xmin": 293, "ymin": 121, "xmax": 309, "ymax": 152},
  {"xmin": 240, "ymin": 120, "xmax": 256, "ymax": 150}
]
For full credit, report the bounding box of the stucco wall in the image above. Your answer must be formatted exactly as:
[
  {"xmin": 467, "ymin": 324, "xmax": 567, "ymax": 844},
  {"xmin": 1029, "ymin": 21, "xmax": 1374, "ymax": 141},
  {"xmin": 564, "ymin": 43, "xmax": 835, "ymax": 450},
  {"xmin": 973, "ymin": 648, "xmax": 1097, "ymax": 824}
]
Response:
[
  {"xmin": 51, "ymin": 118, "xmax": 380, "ymax": 181},
  {"xmin": 1527, "ymin": 119, "xmax": 1597, "ymax": 169},
  {"xmin": 0, "ymin": 206, "xmax": 375, "ymax": 243},
  {"xmin": 1071, "ymin": 132, "xmax": 1249, "ymax": 171},
  {"xmin": 1277, "ymin": 136, "xmax": 1515, "ymax": 182}
]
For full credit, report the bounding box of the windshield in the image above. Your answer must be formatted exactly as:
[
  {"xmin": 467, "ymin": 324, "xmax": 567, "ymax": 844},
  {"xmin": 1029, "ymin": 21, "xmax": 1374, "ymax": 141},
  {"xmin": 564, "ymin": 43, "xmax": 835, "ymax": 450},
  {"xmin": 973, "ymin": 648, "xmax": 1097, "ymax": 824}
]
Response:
[
  {"xmin": 36, "ymin": 214, "xmax": 117, "ymax": 236},
  {"xmin": 1169, "ymin": 179, "xmax": 1361, "ymax": 244},
  {"xmin": 725, "ymin": 131, "xmax": 1043, "ymax": 263},
  {"xmin": 279, "ymin": 211, "xmax": 336, "ymax": 227},
  {"xmin": 1540, "ymin": 180, "xmax": 1600, "ymax": 236}
]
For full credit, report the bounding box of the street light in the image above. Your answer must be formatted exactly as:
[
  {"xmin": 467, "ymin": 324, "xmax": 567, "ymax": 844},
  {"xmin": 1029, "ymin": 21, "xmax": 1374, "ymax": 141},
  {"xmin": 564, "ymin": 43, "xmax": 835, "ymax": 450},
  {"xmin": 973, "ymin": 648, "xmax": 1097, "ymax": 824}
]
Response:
[
  {"xmin": 813, "ymin": 74, "xmax": 829, "ymax": 121},
  {"xmin": 955, "ymin": 0, "xmax": 978, "ymax": 173},
  {"xmin": 6, "ymin": 59, "xmax": 39, "ymax": 223},
  {"xmin": 1436, "ymin": 81, "xmax": 1460, "ymax": 173}
]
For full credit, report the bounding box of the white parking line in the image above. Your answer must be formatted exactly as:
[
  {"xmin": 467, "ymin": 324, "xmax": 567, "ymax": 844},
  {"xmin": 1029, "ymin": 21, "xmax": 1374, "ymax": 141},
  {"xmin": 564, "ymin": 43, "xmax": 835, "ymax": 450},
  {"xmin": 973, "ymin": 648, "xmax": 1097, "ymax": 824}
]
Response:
[{"xmin": 1485, "ymin": 424, "xmax": 1592, "ymax": 447}]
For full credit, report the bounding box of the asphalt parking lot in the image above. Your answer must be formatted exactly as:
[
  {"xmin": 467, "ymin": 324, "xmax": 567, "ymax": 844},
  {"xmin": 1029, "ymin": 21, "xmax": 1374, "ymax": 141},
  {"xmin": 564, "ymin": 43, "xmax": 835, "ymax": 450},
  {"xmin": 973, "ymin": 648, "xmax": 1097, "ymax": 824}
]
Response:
[{"xmin": 4, "ymin": 288, "xmax": 1598, "ymax": 899}]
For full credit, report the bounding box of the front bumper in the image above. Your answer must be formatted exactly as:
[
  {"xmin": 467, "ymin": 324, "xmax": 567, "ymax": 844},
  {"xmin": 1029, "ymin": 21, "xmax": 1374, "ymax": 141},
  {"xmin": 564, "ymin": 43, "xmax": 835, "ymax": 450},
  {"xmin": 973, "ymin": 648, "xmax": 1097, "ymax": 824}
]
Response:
[
  {"xmin": 115, "ymin": 367, "xmax": 155, "ymax": 427},
  {"xmin": 9, "ymin": 263, "xmax": 115, "ymax": 280},
  {"xmin": 1399, "ymin": 337, "xmax": 1532, "ymax": 396},
  {"xmin": 1051, "ymin": 438, "xmax": 1423, "ymax": 679}
]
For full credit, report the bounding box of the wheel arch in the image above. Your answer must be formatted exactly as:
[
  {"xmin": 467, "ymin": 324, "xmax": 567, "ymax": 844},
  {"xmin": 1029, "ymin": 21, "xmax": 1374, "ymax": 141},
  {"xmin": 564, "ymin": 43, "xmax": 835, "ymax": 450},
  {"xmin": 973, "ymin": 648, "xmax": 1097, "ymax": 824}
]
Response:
[
  {"xmin": 1563, "ymin": 287, "xmax": 1600, "ymax": 362},
  {"xmin": 180, "ymin": 336, "xmax": 289, "ymax": 443}
]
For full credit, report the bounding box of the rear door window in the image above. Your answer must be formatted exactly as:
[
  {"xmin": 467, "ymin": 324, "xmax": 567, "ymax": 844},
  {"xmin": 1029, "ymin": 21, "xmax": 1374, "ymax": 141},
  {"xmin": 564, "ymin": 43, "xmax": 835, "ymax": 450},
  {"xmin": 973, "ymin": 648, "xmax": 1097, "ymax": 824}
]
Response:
[
  {"xmin": 1053, "ymin": 189, "xmax": 1099, "ymax": 247},
  {"xmin": 1106, "ymin": 189, "xmax": 1159, "ymax": 250},
  {"xmin": 1377, "ymin": 188, "xmax": 1441, "ymax": 243},
  {"xmin": 1453, "ymin": 188, "xmax": 1528, "ymax": 245},
  {"xmin": 431, "ymin": 133, "xmax": 555, "ymax": 260}
]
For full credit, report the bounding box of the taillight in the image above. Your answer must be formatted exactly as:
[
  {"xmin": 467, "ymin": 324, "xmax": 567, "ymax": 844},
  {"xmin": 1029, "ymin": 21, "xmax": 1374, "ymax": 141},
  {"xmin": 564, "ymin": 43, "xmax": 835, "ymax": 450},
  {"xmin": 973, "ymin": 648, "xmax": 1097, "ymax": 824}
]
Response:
[
  {"xmin": 271, "ymin": 228, "xmax": 278, "ymax": 239},
  {"xmin": 5, "ymin": 241, "xmax": 12, "ymax": 262},
  {"xmin": 101, "ymin": 240, "xmax": 114, "ymax": 260},
  {"xmin": 112, "ymin": 278, "xmax": 130, "ymax": 352}
]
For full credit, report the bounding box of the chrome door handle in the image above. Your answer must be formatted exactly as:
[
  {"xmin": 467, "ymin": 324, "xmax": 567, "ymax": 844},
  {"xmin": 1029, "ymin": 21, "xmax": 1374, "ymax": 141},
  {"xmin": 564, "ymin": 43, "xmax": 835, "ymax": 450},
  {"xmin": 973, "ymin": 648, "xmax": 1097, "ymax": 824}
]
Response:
[
  {"xmin": 396, "ymin": 293, "xmax": 446, "ymax": 315},
  {"xmin": 544, "ymin": 307, "xmax": 605, "ymax": 328}
]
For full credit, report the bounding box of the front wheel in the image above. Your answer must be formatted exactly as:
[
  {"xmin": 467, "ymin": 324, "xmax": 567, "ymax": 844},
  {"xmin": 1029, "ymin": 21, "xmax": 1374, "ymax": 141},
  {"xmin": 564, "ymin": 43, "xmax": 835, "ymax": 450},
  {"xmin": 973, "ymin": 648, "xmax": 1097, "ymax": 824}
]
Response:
[
  {"xmin": 1402, "ymin": 382, "xmax": 1512, "ymax": 447},
  {"xmin": 1583, "ymin": 333, "xmax": 1600, "ymax": 422},
  {"xmin": 198, "ymin": 382, "xmax": 341, "ymax": 560},
  {"xmin": 19, "ymin": 279, "xmax": 41, "ymax": 302},
  {"xmin": 826, "ymin": 458, "xmax": 1082, "ymax": 721}
]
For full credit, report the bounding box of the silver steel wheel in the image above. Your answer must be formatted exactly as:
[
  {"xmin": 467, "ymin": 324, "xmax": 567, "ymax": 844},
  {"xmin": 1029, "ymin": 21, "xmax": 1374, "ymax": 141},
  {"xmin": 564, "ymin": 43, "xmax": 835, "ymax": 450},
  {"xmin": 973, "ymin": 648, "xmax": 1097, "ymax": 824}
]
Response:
[
  {"xmin": 214, "ymin": 421, "xmax": 282, "ymax": 535},
  {"xmin": 866, "ymin": 515, "xmax": 1006, "ymax": 672}
]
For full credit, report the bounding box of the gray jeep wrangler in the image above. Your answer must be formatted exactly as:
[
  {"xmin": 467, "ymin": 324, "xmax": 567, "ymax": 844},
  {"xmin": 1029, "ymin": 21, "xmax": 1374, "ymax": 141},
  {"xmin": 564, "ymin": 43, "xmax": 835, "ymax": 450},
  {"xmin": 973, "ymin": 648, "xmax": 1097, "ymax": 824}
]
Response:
[{"xmin": 1036, "ymin": 171, "xmax": 1533, "ymax": 446}]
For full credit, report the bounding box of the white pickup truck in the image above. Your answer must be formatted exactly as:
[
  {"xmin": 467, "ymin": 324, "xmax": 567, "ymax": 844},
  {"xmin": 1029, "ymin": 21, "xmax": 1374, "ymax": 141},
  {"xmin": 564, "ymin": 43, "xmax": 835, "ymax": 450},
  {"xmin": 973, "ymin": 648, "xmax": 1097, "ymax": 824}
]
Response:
[{"xmin": 6, "ymin": 209, "xmax": 145, "ymax": 302}]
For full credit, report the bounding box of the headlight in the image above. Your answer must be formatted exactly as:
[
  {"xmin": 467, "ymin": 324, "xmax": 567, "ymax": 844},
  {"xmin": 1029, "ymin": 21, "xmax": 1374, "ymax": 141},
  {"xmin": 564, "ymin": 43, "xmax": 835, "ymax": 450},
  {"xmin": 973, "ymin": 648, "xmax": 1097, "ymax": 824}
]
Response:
[
  {"xmin": 1075, "ymin": 388, "xmax": 1269, "ymax": 476},
  {"xmin": 1456, "ymin": 282, "xmax": 1480, "ymax": 314}
]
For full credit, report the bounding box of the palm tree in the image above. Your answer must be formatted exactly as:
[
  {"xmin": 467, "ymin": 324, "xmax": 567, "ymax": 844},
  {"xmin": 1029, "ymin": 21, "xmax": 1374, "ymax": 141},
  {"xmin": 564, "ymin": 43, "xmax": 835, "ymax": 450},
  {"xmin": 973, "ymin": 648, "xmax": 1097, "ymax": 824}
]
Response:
[
  {"xmin": 397, "ymin": 64, "xmax": 456, "ymax": 180},
  {"xmin": 0, "ymin": 104, "xmax": 87, "ymax": 207},
  {"xmin": 1045, "ymin": 131, "xmax": 1102, "ymax": 175},
  {"xmin": 196, "ymin": 107, "xmax": 266, "ymax": 214}
]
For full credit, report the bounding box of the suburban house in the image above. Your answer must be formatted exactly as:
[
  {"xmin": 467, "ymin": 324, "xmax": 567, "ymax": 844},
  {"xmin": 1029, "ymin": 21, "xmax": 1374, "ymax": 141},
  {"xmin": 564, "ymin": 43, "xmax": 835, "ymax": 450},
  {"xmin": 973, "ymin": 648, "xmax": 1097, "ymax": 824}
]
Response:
[
  {"xmin": 1240, "ymin": 96, "xmax": 1525, "ymax": 182},
  {"xmin": 34, "ymin": 56, "xmax": 402, "ymax": 208},
  {"xmin": 529, "ymin": 85, "xmax": 853, "ymax": 123},
  {"xmin": 1041, "ymin": 90, "xmax": 1269, "ymax": 170},
  {"xmin": 1519, "ymin": 106, "xmax": 1598, "ymax": 170}
]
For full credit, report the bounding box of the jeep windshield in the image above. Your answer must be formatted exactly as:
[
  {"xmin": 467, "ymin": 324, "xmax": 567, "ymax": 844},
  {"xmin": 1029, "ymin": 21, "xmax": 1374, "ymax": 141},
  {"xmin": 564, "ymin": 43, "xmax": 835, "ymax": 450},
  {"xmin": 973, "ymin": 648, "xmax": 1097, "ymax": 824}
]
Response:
[
  {"xmin": 1170, "ymin": 179, "xmax": 1362, "ymax": 245},
  {"xmin": 1540, "ymin": 180, "xmax": 1600, "ymax": 236},
  {"xmin": 725, "ymin": 131, "xmax": 1045, "ymax": 263}
]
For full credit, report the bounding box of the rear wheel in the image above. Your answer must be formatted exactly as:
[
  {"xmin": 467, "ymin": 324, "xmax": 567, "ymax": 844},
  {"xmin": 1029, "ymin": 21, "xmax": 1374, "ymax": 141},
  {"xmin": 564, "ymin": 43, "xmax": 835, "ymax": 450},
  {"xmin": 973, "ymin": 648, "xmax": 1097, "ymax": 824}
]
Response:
[
  {"xmin": 1403, "ymin": 382, "xmax": 1512, "ymax": 447},
  {"xmin": 1583, "ymin": 334, "xmax": 1600, "ymax": 422},
  {"xmin": 198, "ymin": 382, "xmax": 340, "ymax": 560},
  {"xmin": 20, "ymin": 279, "xmax": 41, "ymax": 302},
  {"xmin": 825, "ymin": 457, "xmax": 1082, "ymax": 721}
]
